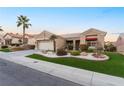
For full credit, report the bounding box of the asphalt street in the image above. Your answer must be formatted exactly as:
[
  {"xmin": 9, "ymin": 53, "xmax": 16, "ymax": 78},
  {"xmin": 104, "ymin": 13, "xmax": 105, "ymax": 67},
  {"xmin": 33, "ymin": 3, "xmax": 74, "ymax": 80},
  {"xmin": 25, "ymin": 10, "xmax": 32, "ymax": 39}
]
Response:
[{"xmin": 0, "ymin": 58, "xmax": 79, "ymax": 86}]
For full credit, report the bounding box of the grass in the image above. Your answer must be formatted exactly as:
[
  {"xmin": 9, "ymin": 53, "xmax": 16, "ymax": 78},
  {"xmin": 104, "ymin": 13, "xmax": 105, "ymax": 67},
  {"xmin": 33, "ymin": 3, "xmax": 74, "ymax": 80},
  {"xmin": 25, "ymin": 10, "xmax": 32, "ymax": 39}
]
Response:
[
  {"xmin": 27, "ymin": 52, "xmax": 124, "ymax": 78},
  {"xmin": 0, "ymin": 48, "xmax": 11, "ymax": 52}
]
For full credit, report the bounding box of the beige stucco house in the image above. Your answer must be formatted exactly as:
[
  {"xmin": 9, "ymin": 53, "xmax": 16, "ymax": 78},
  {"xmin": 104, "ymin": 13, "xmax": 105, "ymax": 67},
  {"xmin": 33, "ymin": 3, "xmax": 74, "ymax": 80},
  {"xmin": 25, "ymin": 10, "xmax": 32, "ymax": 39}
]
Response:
[
  {"xmin": 3, "ymin": 33, "xmax": 33, "ymax": 45},
  {"xmin": 35, "ymin": 30, "xmax": 66, "ymax": 51},
  {"xmin": 80, "ymin": 28, "xmax": 107, "ymax": 49},
  {"xmin": 35, "ymin": 28, "xmax": 107, "ymax": 51},
  {"xmin": 3, "ymin": 33, "xmax": 22, "ymax": 45},
  {"xmin": 61, "ymin": 28, "xmax": 107, "ymax": 50}
]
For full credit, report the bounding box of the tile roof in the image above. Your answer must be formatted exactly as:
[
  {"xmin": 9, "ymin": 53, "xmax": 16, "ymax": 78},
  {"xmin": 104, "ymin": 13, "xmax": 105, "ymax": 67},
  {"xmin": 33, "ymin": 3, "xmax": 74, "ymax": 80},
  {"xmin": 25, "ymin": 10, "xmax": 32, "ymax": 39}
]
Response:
[
  {"xmin": 61, "ymin": 33, "xmax": 81, "ymax": 39},
  {"xmin": 4, "ymin": 33, "xmax": 34, "ymax": 39}
]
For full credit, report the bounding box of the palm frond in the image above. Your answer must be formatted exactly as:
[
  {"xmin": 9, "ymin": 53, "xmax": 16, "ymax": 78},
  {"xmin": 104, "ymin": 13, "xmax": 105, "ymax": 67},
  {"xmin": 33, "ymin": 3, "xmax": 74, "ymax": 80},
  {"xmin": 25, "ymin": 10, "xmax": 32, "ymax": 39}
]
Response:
[
  {"xmin": 17, "ymin": 15, "xmax": 32, "ymax": 28},
  {"xmin": 50, "ymin": 35, "xmax": 57, "ymax": 40},
  {"xmin": 17, "ymin": 22, "xmax": 22, "ymax": 27}
]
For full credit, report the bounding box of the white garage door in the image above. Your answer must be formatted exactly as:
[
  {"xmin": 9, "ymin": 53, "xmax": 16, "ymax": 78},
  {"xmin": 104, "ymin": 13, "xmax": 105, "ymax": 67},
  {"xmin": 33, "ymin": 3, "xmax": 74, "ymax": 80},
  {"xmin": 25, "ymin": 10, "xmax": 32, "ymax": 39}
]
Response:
[{"xmin": 38, "ymin": 41, "xmax": 54, "ymax": 50}]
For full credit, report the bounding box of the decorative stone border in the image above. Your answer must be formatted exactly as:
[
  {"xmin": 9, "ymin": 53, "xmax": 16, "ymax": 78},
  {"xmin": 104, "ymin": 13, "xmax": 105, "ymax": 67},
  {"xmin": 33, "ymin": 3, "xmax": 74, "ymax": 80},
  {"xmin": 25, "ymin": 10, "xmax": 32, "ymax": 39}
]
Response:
[{"xmin": 36, "ymin": 52, "xmax": 109, "ymax": 61}]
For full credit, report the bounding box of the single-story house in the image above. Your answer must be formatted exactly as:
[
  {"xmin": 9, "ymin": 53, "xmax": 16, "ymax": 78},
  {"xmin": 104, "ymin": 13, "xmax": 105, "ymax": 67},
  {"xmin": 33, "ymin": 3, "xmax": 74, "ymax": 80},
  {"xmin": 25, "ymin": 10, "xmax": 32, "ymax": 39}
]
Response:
[
  {"xmin": 35, "ymin": 30, "xmax": 66, "ymax": 51},
  {"xmin": 116, "ymin": 33, "xmax": 124, "ymax": 52},
  {"xmin": 35, "ymin": 28, "xmax": 107, "ymax": 51},
  {"xmin": 61, "ymin": 28, "xmax": 107, "ymax": 50},
  {"xmin": 3, "ymin": 33, "xmax": 33, "ymax": 45}
]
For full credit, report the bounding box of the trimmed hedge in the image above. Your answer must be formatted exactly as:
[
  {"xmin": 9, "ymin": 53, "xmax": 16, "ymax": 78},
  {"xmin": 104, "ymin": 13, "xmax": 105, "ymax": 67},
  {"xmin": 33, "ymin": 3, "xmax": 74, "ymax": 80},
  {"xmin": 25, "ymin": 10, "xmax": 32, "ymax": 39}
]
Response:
[
  {"xmin": 70, "ymin": 50, "xmax": 80, "ymax": 56},
  {"xmin": 11, "ymin": 47, "xmax": 25, "ymax": 51},
  {"xmin": 1, "ymin": 45, "xmax": 8, "ymax": 49},
  {"xmin": 22, "ymin": 45, "xmax": 35, "ymax": 50}
]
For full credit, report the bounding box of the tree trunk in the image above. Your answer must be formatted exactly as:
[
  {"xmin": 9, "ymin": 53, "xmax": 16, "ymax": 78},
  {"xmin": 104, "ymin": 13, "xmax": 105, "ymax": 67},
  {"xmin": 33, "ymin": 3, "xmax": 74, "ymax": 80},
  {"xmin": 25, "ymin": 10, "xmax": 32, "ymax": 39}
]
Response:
[
  {"xmin": 54, "ymin": 40, "xmax": 56, "ymax": 52},
  {"xmin": 23, "ymin": 26, "xmax": 25, "ymax": 45}
]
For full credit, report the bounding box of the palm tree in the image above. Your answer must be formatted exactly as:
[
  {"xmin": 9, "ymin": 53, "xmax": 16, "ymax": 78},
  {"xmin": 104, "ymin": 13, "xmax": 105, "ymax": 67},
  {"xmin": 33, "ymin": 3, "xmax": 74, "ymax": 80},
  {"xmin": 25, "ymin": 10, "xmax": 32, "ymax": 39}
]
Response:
[
  {"xmin": 50, "ymin": 35, "xmax": 58, "ymax": 52},
  {"xmin": 17, "ymin": 15, "xmax": 31, "ymax": 45},
  {"xmin": 0, "ymin": 26, "xmax": 3, "ymax": 31}
]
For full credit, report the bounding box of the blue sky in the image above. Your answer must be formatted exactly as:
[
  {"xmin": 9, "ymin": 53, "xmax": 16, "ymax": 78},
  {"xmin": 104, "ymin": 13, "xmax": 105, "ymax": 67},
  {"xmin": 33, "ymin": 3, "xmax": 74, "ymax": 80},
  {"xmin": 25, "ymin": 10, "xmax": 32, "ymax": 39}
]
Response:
[{"xmin": 0, "ymin": 7, "xmax": 123, "ymax": 41}]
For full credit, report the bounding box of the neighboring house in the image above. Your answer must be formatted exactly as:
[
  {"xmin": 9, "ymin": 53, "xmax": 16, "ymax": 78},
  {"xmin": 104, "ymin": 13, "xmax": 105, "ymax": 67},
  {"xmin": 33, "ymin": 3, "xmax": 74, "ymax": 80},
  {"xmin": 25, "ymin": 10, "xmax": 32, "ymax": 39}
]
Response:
[
  {"xmin": 116, "ymin": 33, "xmax": 124, "ymax": 52},
  {"xmin": 3, "ymin": 33, "xmax": 33, "ymax": 45},
  {"xmin": 3, "ymin": 33, "xmax": 22, "ymax": 45},
  {"xmin": 35, "ymin": 30, "xmax": 66, "ymax": 51},
  {"xmin": 61, "ymin": 28, "xmax": 107, "ymax": 50}
]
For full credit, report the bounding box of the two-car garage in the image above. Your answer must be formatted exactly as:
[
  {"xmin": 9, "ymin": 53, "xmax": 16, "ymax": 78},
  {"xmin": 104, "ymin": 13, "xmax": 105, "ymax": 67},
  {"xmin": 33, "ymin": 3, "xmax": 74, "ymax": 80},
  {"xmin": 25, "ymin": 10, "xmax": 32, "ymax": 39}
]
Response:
[{"xmin": 37, "ymin": 40, "xmax": 54, "ymax": 50}]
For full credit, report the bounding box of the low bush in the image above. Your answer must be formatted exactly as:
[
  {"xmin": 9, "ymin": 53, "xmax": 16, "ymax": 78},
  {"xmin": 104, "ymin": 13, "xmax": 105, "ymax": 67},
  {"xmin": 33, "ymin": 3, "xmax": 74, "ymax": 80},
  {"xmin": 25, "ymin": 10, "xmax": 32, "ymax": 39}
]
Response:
[
  {"xmin": 1, "ymin": 45, "xmax": 8, "ymax": 49},
  {"xmin": 56, "ymin": 49, "xmax": 67, "ymax": 56},
  {"xmin": 70, "ymin": 50, "xmax": 80, "ymax": 56},
  {"xmin": 80, "ymin": 44, "xmax": 88, "ymax": 51},
  {"xmin": 22, "ymin": 45, "xmax": 35, "ymax": 50},
  {"xmin": 11, "ymin": 43, "xmax": 20, "ymax": 47},
  {"xmin": 87, "ymin": 48, "xmax": 94, "ymax": 52},
  {"xmin": 28, "ymin": 45, "xmax": 35, "ymax": 49},
  {"xmin": 104, "ymin": 44, "xmax": 116, "ymax": 52},
  {"xmin": 11, "ymin": 47, "xmax": 25, "ymax": 51}
]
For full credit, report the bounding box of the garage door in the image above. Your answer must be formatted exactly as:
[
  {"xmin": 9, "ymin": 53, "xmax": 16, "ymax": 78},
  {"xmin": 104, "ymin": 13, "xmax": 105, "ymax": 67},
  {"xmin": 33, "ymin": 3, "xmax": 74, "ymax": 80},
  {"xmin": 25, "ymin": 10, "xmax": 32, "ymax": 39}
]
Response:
[{"xmin": 38, "ymin": 41, "xmax": 54, "ymax": 50}]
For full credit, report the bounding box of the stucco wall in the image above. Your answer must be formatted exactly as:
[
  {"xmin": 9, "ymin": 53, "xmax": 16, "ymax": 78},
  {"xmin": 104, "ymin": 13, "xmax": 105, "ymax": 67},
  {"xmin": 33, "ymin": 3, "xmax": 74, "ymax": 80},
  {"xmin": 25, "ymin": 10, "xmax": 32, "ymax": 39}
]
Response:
[
  {"xmin": 11, "ymin": 37, "xmax": 20, "ymax": 44},
  {"xmin": 55, "ymin": 37, "xmax": 66, "ymax": 49}
]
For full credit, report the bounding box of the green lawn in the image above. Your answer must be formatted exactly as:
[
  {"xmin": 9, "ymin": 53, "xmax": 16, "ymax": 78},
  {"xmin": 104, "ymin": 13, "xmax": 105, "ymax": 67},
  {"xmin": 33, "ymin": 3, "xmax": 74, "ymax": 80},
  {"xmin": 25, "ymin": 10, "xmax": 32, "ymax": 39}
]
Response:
[
  {"xmin": 27, "ymin": 52, "xmax": 124, "ymax": 78},
  {"xmin": 0, "ymin": 48, "xmax": 11, "ymax": 52}
]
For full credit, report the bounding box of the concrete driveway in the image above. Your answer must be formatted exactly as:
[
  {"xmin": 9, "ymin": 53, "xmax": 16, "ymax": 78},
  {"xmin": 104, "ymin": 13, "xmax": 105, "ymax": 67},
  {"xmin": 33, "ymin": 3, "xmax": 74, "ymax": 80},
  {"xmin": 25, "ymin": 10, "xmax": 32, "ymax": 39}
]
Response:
[{"xmin": 6, "ymin": 50, "xmax": 38, "ymax": 56}]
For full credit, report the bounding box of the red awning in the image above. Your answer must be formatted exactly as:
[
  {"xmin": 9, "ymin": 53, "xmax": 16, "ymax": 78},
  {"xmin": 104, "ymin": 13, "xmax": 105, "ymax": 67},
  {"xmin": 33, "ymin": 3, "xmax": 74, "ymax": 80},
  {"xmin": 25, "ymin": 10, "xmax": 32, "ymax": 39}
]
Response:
[{"xmin": 86, "ymin": 38, "xmax": 97, "ymax": 41}]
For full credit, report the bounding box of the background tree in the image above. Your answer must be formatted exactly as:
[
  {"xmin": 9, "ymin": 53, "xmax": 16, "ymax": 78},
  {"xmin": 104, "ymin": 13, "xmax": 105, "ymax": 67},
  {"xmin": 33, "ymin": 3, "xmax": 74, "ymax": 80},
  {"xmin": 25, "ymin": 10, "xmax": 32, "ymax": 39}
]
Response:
[
  {"xmin": 17, "ymin": 15, "xmax": 31, "ymax": 45},
  {"xmin": 50, "ymin": 35, "xmax": 58, "ymax": 52}
]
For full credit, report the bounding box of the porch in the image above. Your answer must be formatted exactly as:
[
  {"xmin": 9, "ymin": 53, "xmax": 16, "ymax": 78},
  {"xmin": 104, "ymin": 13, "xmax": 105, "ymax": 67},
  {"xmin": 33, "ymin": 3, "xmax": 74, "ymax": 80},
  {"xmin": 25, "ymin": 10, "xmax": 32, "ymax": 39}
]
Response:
[{"xmin": 66, "ymin": 40, "xmax": 80, "ymax": 50}]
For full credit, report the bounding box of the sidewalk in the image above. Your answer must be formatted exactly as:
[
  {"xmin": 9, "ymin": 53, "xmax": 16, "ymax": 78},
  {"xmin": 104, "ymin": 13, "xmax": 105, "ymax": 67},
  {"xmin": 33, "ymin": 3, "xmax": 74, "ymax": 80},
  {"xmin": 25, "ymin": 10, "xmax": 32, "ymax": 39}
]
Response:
[{"xmin": 0, "ymin": 50, "xmax": 124, "ymax": 86}]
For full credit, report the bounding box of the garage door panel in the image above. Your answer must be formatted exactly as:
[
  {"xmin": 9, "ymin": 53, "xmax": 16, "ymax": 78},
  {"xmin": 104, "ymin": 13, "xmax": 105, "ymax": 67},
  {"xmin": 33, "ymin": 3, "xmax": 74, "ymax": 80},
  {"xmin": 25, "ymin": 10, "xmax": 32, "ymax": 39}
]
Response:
[{"xmin": 38, "ymin": 41, "xmax": 54, "ymax": 50}]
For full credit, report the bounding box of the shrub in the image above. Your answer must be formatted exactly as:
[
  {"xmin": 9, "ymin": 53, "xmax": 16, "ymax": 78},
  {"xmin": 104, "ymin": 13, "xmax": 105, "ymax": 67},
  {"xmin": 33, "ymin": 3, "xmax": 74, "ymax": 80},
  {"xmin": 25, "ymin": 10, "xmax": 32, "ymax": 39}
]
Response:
[
  {"xmin": 104, "ymin": 44, "xmax": 116, "ymax": 52},
  {"xmin": 56, "ymin": 49, "xmax": 67, "ymax": 56},
  {"xmin": 1, "ymin": 45, "xmax": 8, "ymax": 49},
  {"xmin": 11, "ymin": 47, "xmax": 25, "ymax": 51},
  {"xmin": 80, "ymin": 44, "xmax": 88, "ymax": 51},
  {"xmin": 22, "ymin": 45, "xmax": 35, "ymax": 50},
  {"xmin": 87, "ymin": 48, "xmax": 94, "ymax": 52},
  {"xmin": 11, "ymin": 43, "xmax": 20, "ymax": 47},
  {"xmin": 28, "ymin": 45, "xmax": 35, "ymax": 49},
  {"xmin": 110, "ymin": 46, "xmax": 116, "ymax": 52},
  {"xmin": 70, "ymin": 50, "xmax": 80, "ymax": 56}
]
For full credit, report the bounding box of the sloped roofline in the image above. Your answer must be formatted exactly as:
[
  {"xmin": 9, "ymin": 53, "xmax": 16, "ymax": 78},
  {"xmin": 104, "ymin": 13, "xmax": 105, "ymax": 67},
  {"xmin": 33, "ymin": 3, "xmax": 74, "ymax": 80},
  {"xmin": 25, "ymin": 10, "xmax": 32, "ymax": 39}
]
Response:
[
  {"xmin": 35, "ymin": 30, "xmax": 65, "ymax": 40},
  {"xmin": 81, "ymin": 28, "xmax": 107, "ymax": 36}
]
